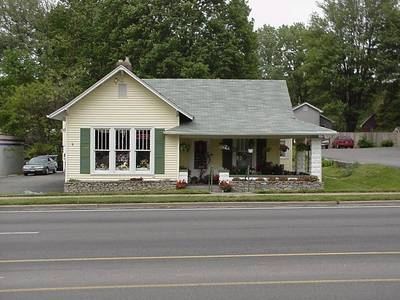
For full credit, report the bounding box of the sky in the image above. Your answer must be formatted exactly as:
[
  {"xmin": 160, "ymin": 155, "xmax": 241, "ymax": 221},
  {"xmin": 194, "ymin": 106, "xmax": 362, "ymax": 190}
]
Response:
[{"xmin": 247, "ymin": 0, "xmax": 322, "ymax": 29}]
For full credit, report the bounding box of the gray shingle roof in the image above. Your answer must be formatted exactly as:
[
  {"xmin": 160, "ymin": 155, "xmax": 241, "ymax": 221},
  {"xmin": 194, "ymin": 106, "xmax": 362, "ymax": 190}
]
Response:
[{"xmin": 144, "ymin": 79, "xmax": 336, "ymax": 136}]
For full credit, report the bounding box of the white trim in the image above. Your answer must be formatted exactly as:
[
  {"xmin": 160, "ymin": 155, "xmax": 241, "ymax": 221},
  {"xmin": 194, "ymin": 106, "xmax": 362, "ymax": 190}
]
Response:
[
  {"xmin": 47, "ymin": 65, "xmax": 194, "ymax": 121},
  {"xmin": 292, "ymin": 102, "xmax": 323, "ymax": 113}
]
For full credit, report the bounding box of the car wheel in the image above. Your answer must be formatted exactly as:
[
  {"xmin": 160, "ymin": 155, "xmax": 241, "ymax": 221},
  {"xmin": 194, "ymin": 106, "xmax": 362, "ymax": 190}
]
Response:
[
  {"xmin": 44, "ymin": 168, "xmax": 49, "ymax": 175},
  {"xmin": 24, "ymin": 173, "xmax": 28, "ymax": 176}
]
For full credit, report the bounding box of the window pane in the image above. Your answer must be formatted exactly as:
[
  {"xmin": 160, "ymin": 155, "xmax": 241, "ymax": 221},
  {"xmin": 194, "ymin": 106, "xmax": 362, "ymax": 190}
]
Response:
[
  {"xmin": 116, "ymin": 129, "xmax": 130, "ymax": 150},
  {"xmin": 136, "ymin": 151, "xmax": 150, "ymax": 170},
  {"xmin": 95, "ymin": 151, "xmax": 109, "ymax": 170},
  {"xmin": 95, "ymin": 129, "xmax": 109, "ymax": 150},
  {"xmin": 136, "ymin": 129, "xmax": 150, "ymax": 150},
  {"xmin": 116, "ymin": 151, "xmax": 130, "ymax": 171}
]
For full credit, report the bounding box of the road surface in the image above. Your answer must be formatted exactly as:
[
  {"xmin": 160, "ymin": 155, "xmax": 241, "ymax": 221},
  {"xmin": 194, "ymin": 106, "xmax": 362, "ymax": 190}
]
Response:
[{"xmin": 1, "ymin": 205, "xmax": 400, "ymax": 299}]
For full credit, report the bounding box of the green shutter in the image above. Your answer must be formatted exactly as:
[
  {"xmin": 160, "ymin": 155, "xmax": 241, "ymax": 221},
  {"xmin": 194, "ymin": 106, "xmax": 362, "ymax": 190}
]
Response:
[
  {"xmin": 154, "ymin": 128, "xmax": 165, "ymax": 174},
  {"xmin": 80, "ymin": 128, "xmax": 90, "ymax": 174}
]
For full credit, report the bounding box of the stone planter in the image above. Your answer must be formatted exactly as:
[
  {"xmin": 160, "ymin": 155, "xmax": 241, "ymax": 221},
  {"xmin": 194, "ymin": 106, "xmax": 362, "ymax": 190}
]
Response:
[
  {"xmin": 179, "ymin": 170, "xmax": 189, "ymax": 182},
  {"xmin": 219, "ymin": 171, "xmax": 230, "ymax": 182}
]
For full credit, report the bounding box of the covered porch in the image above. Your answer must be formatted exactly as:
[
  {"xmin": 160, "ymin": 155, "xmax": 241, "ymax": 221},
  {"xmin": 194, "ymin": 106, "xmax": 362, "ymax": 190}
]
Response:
[{"xmin": 177, "ymin": 136, "xmax": 322, "ymax": 185}]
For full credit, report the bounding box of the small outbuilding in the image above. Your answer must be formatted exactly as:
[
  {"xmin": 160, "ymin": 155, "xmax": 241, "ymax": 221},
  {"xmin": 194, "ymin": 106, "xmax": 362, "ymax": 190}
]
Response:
[{"xmin": 0, "ymin": 135, "xmax": 24, "ymax": 176}]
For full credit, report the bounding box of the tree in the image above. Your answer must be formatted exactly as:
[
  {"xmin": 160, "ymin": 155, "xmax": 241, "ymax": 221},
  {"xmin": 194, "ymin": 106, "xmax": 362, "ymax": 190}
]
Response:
[
  {"xmin": 303, "ymin": 0, "xmax": 397, "ymax": 131},
  {"xmin": 257, "ymin": 23, "xmax": 308, "ymax": 103}
]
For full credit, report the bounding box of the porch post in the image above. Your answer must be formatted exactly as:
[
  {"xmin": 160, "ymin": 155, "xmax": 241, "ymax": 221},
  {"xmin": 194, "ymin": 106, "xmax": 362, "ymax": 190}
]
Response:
[
  {"xmin": 295, "ymin": 138, "xmax": 305, "ymax": 174},
  {"xmin": 310, "ymin": 138, "xmax": 322, "ymax": 181}
]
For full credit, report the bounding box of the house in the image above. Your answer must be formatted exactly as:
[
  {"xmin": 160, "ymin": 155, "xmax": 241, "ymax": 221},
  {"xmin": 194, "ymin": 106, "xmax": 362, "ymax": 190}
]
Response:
[
  {"xmin": 360, "ymin": 114, "xmax": 377, "ymax": 132},
  {"xmin": 0, "ymin": 135, "xmax": 24, "ymax": 176},
  {"xmin": 48, "ymin": 65, "xmax": 336, "ymax": 192},
  {"xmin": 292, "ymin": 102, "xmax": 334, "ymax": 129}
]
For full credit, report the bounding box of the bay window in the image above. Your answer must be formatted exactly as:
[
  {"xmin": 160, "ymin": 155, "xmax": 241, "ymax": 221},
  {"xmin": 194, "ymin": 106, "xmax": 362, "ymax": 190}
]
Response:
[{"xmin": 93, "ymin": 128, "xmax": 153, "ymax": 173}]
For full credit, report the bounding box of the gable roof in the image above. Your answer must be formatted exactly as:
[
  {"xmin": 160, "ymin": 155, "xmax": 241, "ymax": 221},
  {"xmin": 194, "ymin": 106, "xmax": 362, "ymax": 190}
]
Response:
[
  {"xmin": 144, "ymin": 79, "xmax": 335, "ymax": 136},
  {"xmin": 292, "ymin": 102, "xmax": 323, "ymax": 113},
  {"xmin": 47, "ymin": 65, "xmax": 194, "ymax": 121}
]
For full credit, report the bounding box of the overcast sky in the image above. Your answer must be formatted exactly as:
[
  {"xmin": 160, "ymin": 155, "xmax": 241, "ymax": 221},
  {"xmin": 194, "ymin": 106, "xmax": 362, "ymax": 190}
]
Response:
[{"xmin": 248, "ymin": 0, "xmax": 322, "ymax": 29}]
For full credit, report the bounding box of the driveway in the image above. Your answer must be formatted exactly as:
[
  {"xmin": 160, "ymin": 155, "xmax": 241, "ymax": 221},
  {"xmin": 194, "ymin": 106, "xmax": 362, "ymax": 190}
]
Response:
[
  {"xmin": 322, "ymin": 147, "xmax": 400, "ymax": 168},
  {"xmin": 0, "ymin": 172, "xmax": 65, "ymax": 194}
]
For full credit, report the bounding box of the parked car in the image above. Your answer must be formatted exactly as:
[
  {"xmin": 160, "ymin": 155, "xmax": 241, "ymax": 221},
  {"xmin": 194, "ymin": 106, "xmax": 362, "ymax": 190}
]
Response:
[
  {"xmin": 23, "ymin": 156, "xmax": 57, "ymax": 175},
  {"xmin": 332, "ymin": 136, "xmax": 354, "ymax": 149},
  {"xmin": 37, "ymin": 155, "xmax": 58, "ymax": 170}
]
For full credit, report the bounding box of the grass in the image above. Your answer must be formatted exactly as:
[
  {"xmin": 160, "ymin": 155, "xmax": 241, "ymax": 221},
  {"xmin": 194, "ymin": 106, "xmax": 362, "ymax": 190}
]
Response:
[
  {"xmin": 0, "ymin": 192, "xmax": 400, "ymax": 206},
  {"xmin": 323, "ymin": 163, "xmax": 400, "ymax": 192}
]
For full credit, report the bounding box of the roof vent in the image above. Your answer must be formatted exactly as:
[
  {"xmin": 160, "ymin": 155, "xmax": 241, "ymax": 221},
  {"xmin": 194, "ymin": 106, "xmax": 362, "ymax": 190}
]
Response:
[{"xmin": 116, "ymin": 57, "xmax": 132, "ymax": 71}]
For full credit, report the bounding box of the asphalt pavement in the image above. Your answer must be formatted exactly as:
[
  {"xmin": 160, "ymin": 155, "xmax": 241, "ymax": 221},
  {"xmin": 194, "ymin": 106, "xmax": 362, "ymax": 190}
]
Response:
[
  {"xmin": 0, "ymin": 172, "xmax": 65, "ymax": 194},
  {"xmin": 1, "ymin": 206, "xmax": 400, "ymax": 299},
  {"xmin": 323, "ymin": 147, "xmax": 400, "ymax": 167}
]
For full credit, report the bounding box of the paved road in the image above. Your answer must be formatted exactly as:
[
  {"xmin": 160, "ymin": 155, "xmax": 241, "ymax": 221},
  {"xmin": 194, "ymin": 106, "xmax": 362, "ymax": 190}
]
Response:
[
  {"xmin": 1, "ymin": 206, "xmax": 400, "ymax": 299},
  {"xmin": 0, "ymin": 172, "xmax": 64, "ymax": 194},
  {"xmin": 323, "ymin": 147, "xmax": 400, "ymax": 167}
]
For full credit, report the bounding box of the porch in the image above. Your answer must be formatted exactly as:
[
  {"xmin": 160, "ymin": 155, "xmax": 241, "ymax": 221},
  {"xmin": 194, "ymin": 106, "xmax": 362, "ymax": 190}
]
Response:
[{"xmin": 177, "ymin": 137, "xmax": 322, "ymax": 184}]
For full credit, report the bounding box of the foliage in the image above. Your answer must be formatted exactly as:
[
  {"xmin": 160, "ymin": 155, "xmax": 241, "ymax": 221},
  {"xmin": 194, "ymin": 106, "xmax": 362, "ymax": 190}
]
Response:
[
  {"xmin": 0, "ymin": 0, "xmax": 259, "ymax": 156},
  {"xmin": 257, "ymin": 23, "xmax": 308, "ymax": 103},
  {"xmin": 357, "ymin": 136, "xmax": 374, "ymax": 148},
  {"xmin": 381, "ymin": 140, "xmax": 394, "ymax": 147},
  {"xmin": 219, "ymin": 180, "xmax": 232, "ymax": 192},
  {"xmin": 175, "ymin": 180, "xmax": 187, "ymax": 189}
]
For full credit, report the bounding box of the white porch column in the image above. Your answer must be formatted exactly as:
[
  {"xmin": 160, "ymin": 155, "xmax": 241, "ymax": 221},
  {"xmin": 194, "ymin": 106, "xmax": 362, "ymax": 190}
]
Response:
[
  {"xmin": 310, "ymin": 138, "xmax": 322, "ymax": 181},
  {"xmin": 296, "ymin": 151, "xmax": 306, "ymax": 174}
]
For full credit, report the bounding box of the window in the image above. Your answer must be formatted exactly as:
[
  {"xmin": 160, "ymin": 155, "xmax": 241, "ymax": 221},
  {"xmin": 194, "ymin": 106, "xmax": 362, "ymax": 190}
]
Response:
[
  {"xmin": 92, "ymin": 128, "xmax": 153, "ymax": 173},
  {"xmin": 115, "ymin": 129, "xmax": 130, "ymax": 171},
  {"xmin": 135, "ymin": 129, "xmax": 151, "ymax": 171},
  {"xmin": 94, "ymin": 129, "xmax": 110, "ymax": 170}
]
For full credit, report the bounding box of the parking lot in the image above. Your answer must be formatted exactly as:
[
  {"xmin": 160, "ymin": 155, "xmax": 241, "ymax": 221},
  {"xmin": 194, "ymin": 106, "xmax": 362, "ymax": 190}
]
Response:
[{"xmin": 0, "ymin": 172, "xmax": 65, "ymax": 194}]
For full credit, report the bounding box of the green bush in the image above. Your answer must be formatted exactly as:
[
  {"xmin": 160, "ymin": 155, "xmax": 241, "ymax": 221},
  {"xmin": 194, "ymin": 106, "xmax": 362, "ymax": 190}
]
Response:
[
  {"xmin": 381, "ymin": 140, "xmax": 394, "ymax": 147},
  {"xmin": 357, "ymin": 136, "xmax": 374, "ymax": 148}
]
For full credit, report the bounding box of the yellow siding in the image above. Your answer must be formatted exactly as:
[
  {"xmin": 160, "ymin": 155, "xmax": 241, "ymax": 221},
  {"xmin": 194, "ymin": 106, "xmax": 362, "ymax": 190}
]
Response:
[
  {"xmin": 267, "ymin": 139, "xmax": 280, "ymax": 164},
  {"xmin": 65, "ymin": 75, "xmax": 179, "ymax": 181},
  {"xmin": 209, "ymin": 139, "xmax": 222, "ymax": 169}
]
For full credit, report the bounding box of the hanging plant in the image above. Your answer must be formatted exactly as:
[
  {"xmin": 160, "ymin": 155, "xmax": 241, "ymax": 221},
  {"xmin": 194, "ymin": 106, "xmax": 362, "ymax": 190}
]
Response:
[
  {"xmin": 296, "ymin": 143, "xmax": 310, "ymax": 152},
  {"xmin": 179, "ymin": 142, "xmax": 191, "ymax": 152}
]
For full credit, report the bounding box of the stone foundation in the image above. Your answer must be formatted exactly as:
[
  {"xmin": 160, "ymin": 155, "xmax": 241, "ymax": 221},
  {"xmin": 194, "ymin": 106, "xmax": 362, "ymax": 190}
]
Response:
[
  {"xmin": 65, "ymin": 179, "xmax": 176, "ymax": 193},
  {"xmin": 230, "ymin": 180, "xmax": 323, "ymax": 192}
]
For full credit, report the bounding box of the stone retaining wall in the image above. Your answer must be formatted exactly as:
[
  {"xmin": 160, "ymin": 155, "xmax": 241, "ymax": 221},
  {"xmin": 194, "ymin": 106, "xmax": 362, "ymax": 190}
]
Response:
[
  {"xmin": 65, "ymin": 180, "xmax": 176, "ymax": 193},
  {"xmin": 230, "ymin": 180, "xmax": 323, "ymax": 192}
]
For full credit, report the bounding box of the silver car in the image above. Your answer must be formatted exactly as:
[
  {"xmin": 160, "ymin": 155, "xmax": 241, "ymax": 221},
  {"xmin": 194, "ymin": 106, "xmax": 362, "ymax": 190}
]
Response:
[{"xmin": 23, "ymin": 156, "xmax": 57, "ymax": 175}]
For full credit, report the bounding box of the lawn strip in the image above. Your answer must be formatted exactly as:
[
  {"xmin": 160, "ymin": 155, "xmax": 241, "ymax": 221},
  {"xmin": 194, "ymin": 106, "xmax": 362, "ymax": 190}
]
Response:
[{"xmin": 1, "ymin": 193, "xmax": 400, "ymax": 206}]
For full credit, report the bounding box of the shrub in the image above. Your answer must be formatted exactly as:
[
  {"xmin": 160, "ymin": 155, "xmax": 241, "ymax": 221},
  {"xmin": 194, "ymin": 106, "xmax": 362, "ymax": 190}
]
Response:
[
  {"xmin": 381, "ymin": 140, "xmax": 394, "ymax": 147},
  {"xmin": 219, "ymin": 180, "xmax": 232, "ymax": 192},
  {"xmin": 176, "ymin": 180, "xmax": 187, "ymax": 189},
  {"xmin": 322, "ymin": 159, "xmax": 334, "ymax": 167},
  {"xmin": 357, "ymin": 136, "xmax": 374, "ymax": 148},
  {"xmin": 190, "ymin": 176, "xmax": 198, "ymax": 184}
]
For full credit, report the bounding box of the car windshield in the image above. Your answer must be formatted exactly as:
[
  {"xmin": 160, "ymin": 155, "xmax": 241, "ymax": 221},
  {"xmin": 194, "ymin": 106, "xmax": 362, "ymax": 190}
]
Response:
[{"xmin": 28, "ymin": 157, "xmax": 47, "ymax": 164}]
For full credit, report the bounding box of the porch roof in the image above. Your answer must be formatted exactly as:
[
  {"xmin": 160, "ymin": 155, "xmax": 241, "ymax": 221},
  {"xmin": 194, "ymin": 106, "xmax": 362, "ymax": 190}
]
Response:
[{"xmin": 144, "ymin": 79, "xmax": 336, "ymax": 136}]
